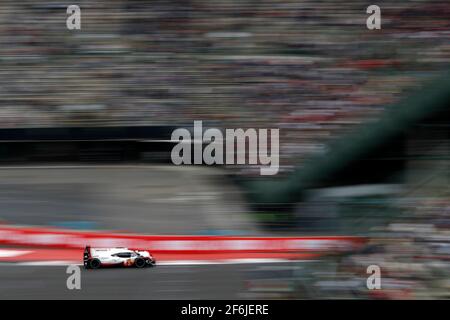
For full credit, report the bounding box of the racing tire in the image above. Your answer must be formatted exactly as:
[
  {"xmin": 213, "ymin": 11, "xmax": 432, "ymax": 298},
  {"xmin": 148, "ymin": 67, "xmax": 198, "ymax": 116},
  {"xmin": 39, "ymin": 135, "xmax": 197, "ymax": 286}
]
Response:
[
  {"xmin": 135, "ymin": 257, "xmax": 146, "ymax": 268},
  {"xmin": 89, "ymin": 258, "xmax": 101, "ymax": 269}
]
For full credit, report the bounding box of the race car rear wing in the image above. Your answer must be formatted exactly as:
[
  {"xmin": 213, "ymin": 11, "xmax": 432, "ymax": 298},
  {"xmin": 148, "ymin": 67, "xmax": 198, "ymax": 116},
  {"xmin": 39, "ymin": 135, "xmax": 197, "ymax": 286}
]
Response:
[{"xmin": 83, "ymin": 246, "xmax": 91, "ymax": 268}]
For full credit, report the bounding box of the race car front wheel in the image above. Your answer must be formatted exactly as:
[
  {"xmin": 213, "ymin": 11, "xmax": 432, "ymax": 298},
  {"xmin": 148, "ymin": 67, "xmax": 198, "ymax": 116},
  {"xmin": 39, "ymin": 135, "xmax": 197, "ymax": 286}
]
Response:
[
  {"xmin": 89, "ymin": 258, "xmax": 101, "ymax": 269},
  {"xmin": 135, "ymin": 257, "xmax": 146, "ymax": 268}
]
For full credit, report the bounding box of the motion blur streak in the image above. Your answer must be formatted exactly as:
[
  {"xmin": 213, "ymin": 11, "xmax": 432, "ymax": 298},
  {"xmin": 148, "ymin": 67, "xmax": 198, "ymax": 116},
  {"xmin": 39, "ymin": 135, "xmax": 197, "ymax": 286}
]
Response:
[{"xmin": 0, "ymin": 0, "xmax": 449, "ymax": 299}]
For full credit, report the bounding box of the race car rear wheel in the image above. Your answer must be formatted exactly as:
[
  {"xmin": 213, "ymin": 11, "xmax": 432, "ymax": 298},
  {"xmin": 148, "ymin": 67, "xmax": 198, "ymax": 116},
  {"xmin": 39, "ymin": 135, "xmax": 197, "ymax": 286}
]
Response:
[
  {"xmin": 135, "ymin": 257, "xmax": 146, "ymax": 268},
  {"xmin": 89, "ymin": 258, "xmax": 101, "ymax": 269}
]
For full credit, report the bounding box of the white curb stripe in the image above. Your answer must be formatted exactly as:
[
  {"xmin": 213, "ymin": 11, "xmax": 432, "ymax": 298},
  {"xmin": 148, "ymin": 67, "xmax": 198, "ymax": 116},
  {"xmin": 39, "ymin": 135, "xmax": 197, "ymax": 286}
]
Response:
[
  {"xmin": 8, "ymin": 258, "xmax": 306, "ymax": 267},
  {"xmin": 0, "ymin": 249, "xmax": 32, "ymax": 258}
]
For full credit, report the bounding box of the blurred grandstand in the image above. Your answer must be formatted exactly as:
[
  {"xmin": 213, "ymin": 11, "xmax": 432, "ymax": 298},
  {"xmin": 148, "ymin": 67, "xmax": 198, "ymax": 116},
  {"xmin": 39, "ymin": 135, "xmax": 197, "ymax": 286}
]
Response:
[{"xmin": 0, "ymin": 1, "xmax": 448, "ymax": 166}]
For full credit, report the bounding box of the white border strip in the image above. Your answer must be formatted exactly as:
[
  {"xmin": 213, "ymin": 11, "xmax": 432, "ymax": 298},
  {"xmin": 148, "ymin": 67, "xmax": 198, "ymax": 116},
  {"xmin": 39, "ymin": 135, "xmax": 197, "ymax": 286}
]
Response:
[{"xmin": 2, "ymin": 258, "xmax": 311, "ymax": 267}]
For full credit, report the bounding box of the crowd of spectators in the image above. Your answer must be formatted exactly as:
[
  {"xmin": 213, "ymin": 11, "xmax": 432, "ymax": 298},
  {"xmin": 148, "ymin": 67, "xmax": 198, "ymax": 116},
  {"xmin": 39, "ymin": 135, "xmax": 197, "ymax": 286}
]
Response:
[
  {"xmin": 0, "ymin": 0, "xmax": 448, "ymax": 167},
  {"xmin": 333, "ymin": 198, "xmax": 450, "ymax": 299}
]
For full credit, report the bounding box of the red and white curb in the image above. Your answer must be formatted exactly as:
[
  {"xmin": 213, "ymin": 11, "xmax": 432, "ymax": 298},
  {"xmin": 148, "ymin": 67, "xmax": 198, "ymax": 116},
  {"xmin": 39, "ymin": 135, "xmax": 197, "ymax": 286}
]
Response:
[
  {"xmin": 0, "ymin": 225, "xmax": 366, "ymax": 253},
  {"xmin": 0, "ymin": 248, "xmax": 318, "ymax": 266},
  {"xmin": 0, "ymin": 225, "xmax": 365, "ymax": 267},
  {"xmin": 5, "ymin": 259, "xmax": 305, "ymax": 267}
]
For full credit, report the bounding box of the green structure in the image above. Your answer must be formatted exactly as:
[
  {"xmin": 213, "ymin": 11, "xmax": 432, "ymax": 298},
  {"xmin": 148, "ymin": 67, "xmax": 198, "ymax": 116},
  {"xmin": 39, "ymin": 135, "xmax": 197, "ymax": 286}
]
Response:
[{"xmin": 243, "ymin": 71, "xmax": 450, "ymax": 210}]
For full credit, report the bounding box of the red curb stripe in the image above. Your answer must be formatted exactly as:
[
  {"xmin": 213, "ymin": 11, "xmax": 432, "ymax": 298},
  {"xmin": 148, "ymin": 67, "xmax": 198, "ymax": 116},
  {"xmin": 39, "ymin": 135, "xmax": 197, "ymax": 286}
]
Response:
[{"xmin": 0, "ymin": 225, "xmax": 367, "ymax": 254}]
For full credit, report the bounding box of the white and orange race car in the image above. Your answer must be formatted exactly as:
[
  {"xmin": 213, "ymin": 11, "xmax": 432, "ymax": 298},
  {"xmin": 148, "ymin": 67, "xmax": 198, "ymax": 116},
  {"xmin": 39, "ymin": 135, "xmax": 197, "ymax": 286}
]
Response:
[{"xmin": 83, "ymin": 246, "xmax": 156, "ymax": 269}]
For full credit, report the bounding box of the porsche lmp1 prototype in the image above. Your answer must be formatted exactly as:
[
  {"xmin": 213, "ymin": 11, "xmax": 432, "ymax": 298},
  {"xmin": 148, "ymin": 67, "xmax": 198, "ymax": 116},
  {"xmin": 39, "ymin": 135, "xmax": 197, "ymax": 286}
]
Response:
[{"xmin": 83, "ymin": 246, "xmax": 156, "ymax": 269}]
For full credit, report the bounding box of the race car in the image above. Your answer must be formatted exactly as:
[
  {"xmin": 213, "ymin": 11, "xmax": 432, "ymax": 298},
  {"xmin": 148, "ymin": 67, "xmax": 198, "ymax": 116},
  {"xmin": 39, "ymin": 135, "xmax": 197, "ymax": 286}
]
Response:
[{"xmin": 83, "ymin": 246, "xmax": 156, "ymax": 269}]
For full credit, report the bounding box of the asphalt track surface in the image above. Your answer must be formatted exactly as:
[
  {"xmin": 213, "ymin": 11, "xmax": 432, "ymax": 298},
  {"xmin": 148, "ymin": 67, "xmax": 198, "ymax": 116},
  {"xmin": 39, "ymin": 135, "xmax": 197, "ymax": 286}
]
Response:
[
  {"xmin": 0, "ymin": 262, "xmax": 297, "ymax": 299},
  {"xmin": 0, "ymin": 165, "xmax": 257, "ymax": 234},
  {"xmin": 0, "ymin": 165, "xmax": 270, "ymax": 299}
]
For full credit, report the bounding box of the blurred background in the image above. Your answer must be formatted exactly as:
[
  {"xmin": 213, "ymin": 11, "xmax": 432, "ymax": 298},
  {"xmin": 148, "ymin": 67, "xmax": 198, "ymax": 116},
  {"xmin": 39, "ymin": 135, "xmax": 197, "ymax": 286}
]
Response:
[{"xmin": 0, "ymin": 0, "xmax": 449, "ymax": 299}]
